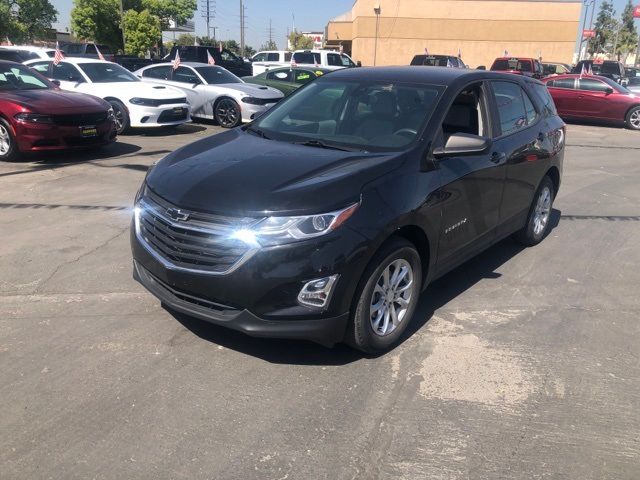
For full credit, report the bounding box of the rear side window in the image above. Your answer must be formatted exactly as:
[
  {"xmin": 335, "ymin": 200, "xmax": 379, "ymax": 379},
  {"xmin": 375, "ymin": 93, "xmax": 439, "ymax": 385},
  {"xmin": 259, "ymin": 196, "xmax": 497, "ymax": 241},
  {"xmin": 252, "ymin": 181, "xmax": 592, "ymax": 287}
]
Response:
[
  {"xmin": 266, "ymin": 70, "xmax": 292, "ymax": 82},
  {"xmin": 531, "ymin": 83, "xmax": 557, "ymax": 116},
  {"xmin": 284, "ymin": 52, "xmax": 292, "ymax": 62},
  {"xmin": 143, "ymin": 66, "xmax": 171, "ymax": 80},
  {"xmin": 51, "ymin": 63, "xmax": 84, "ymax": 82},
  {"xmin": 253, "ymin": 53, "xmax": 266, "ymax": 62},
  {"xmin": 294, "ymin": 70, "xmax": 315, "ymax": 84},
  {"xmin": 29, "ymin": 61, "xmax": 52, "ymax": 74},
  {"xmin": 547, "ymin": 78, "xmax": 575, "ymax": 89},
  {"xmin": 491, "ymin": 81, "xmax": 530, "ymax": 135},
  {"xmin": 266, "ymin": 53, "xmax": 279, "ymax": 61},
  {"xmin": 578, "ymin": 78, "xmax": 609, "ymax": 92},
  {"xmin": 327, "ymin": 53, "xmax": 342, "ymax": 66},
  {"xmin": 85, "ymin": 44, "xmax": 97, "ymax": 55},
  {"xmin": 293, "ymin": 52, "xmax": 321, "ymax": 65}
]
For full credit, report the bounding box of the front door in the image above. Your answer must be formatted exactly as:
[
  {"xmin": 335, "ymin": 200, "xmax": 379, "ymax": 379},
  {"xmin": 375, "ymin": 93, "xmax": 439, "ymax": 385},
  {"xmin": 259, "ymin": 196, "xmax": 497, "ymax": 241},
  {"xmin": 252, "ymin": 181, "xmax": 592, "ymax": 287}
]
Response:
[{"xmin": 434, "ymin": 81, "xmax": 507, "ymax": 271}]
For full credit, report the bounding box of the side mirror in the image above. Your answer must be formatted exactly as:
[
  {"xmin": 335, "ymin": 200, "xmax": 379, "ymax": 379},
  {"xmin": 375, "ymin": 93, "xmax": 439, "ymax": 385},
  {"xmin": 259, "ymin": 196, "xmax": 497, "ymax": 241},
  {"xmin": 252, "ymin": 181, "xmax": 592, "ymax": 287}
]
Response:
[
  {"xmin": 356, "ymin": 61, "xmax": 362, "ymax": 67},
  {"xmin": 51, "ymin": 79, "xmax": 61, "ymax": 87},
  {"xmin": 433, "ymin": 133, "xmax": 492, "ymax": 158},
  {"xmin": 476, "ymin": 65, "xmax": 486, "ymax": 70},
  {"xmin": 605, "ymin": 87, "xmax": 614, "ymax": 95}
]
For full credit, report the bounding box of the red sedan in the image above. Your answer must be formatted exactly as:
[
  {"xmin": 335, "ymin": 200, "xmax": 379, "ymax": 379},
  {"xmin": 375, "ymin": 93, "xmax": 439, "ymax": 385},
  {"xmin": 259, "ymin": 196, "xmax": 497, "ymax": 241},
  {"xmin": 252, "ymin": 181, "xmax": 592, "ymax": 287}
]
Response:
[
  {"xmin": 0, "ymin": 60, "xmax": 116, "ymax": 161},
  {"xmin": 543, "ymin": 74, "xmax": 640, "ymax": 130}
]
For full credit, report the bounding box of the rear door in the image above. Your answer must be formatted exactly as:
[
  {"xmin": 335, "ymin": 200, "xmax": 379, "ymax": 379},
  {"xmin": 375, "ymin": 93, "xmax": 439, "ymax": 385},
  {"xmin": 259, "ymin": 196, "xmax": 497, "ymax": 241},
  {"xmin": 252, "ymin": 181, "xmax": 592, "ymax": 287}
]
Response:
[
  {"xmin": 171, "ymin": 66, "xmax": 207, "ymax": 114},
  {"xmin": 575, "ymin": 77, "xmax": 617, "ymax": 120},
  {"xmin": 545, "ymin": 77, "xmax": 578, "ymax": 116},
  {"xmin": 489, "ymin": 80, "xmax": 552, "ymax": 227}
]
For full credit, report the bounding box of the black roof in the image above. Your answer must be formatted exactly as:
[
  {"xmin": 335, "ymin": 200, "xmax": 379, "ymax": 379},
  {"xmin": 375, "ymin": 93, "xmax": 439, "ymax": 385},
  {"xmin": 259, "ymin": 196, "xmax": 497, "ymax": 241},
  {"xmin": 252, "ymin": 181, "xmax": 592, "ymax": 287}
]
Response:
[{"xmin": 324, "ymin": 66, "xmax": 528, "ymax": 85}]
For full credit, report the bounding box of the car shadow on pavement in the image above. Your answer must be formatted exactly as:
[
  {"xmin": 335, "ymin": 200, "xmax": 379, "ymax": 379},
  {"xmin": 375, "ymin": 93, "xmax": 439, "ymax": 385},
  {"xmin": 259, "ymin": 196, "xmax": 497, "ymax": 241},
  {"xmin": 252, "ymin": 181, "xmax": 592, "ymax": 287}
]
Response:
[
  {"xmin": 171, "ymin": 209, "xmax": 561, "ymax": 365},
  {"xmin": 130, "ymin": 124, "xmax": 208, "ymax": 137}
]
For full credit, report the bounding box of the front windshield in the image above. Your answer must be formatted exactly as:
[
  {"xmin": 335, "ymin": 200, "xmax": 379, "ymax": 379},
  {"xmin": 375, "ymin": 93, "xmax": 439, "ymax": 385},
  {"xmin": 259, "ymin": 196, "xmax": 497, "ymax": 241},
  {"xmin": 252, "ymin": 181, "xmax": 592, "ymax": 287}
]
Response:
[
  {"xmin": 79, "ymin": 63, "xmax": 139, "ymax": 83},
  {"xmin": 194, "ymin": 66, "xmax": 242, "ymax": 85},
  {"xmin": 253, "ymin": 79, "xmax": 444, "ymax": 152},
  {"xmin": 0, "ymin": 64, "xmax": 50, "ymax": 91}
]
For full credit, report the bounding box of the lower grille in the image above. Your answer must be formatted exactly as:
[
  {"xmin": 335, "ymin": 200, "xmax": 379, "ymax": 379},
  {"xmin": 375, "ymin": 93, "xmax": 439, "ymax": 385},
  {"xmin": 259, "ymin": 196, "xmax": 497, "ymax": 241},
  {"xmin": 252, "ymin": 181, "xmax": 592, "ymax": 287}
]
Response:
[
  {"xmin": 54, "ymin": 112, "xmax": 108, "ymax": 126},
  {"xmin": 64, "ymin": 135, "xmax": 106, "ymax": 147},
  {"xmin": 157, "ymin": 108, "xmax": 188, "ymax": 123},
  {"xmin": 135, "ymin": 190, "xmax": 260, "ymax": 275}
]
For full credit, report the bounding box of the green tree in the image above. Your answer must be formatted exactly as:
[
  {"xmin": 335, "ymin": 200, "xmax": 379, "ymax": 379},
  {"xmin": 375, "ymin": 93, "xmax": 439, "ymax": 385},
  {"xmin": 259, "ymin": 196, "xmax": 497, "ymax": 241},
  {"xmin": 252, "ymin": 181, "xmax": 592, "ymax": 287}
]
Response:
[
  {"xmin": 71, "ymin": 0, "xmax": 122, "ymax": 50},
  {"xmin": 242, "ymin": 45, "xmax": 256, "ymax": 57},
  {"xmin": 288, "ymin": 31, "xmax": 313, "ymax": 51},
  {"xmin": 197, "ymin": 36, "xmax": 216, "ymax": 46},
  {"xmin": 589, "ymin": 0, "xmax": 617, "ymax": 56},
  {"xmin": 616, "ymin": 0, "xmax": 638, "ymax": 60},
  {"xmin": 260, "ymin": 40, "xmax": 278, "ymax": 51},
  {"xmin": 222, "ymin": 39, "xmax": 240, "ymax": 54},
  {"xmin": 0, "ymin": 0, "xmax": 57, "ymax": 43},
  {"xmin": 174, "ymin": 33, "xmax": 196, "ymax": 46},
  {"xmin": 123, "ymin": 9, "xmax": 159, "ymax": 56},
  {"xmin": 143, "ymin": 0, "xmax": 196, "ymax": 30}
]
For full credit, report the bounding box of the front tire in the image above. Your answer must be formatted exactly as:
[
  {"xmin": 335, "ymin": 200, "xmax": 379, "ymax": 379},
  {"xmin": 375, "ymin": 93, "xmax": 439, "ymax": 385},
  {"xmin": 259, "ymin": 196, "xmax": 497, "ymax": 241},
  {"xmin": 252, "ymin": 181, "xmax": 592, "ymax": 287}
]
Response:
[
  {"xmin": 0, "ymin": 118, "xmax": 18, "ymax": 162},
  {"xmin": 514, "ymin": 175, "xmax": 555, "ymax": 246},
  {"xmin": 214, "ymin": 98, "xmax": 242, "ymax": 128},
  {"xmin": 109, "ymin": 100, "xmax": 129, "ymax": 135},
  {"xmin": 625, "ymin": 106, "xmax": 640, "ymax": 130},
  {"xmin": 346, "ymin": 238, "xmax": 422, "ymax": 354}
]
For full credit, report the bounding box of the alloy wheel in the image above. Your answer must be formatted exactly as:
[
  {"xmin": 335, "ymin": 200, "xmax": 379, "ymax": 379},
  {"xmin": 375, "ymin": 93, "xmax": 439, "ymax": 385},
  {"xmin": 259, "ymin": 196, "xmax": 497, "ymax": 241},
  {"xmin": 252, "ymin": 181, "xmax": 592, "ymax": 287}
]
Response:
[
  {"xmin": 112, "ymin": 105, "xmax": 125, "ymax": 133},
  {"xmin": 533, "ymin": 186, "xmax": 551, "ymax": 236},
  {"xmin": 369, "ymin": 259, "xmax": 415, "ymax": 337},
  {"xmin": 216, "ymin": 99, "xmax": 240, "ymax": 128},
  {"xmin": 0, "ymin": 124, "xmax": 10, "ymax": 156},
  {"xmin": 630, "ymin": 109, "xmax": 640, "ymax": 130}
]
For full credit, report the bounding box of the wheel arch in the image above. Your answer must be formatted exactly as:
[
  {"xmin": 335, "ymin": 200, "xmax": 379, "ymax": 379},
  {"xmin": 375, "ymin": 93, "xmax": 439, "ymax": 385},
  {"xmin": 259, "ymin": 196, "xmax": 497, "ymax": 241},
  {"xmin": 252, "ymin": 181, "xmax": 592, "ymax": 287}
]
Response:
[
  {"xmin": 624, "ymin": 103, "xmax": 640, "ymax": 123},
  {"xmin": 545, "ymin": 166, "xmax": 561, "ymax": 196}
]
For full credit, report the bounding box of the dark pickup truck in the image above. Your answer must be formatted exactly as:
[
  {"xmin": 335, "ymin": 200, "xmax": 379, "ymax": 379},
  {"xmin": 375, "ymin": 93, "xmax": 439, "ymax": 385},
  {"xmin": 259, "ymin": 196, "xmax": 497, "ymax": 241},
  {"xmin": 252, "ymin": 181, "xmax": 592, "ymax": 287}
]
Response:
[{"xmin": 61, "ymin": 43, "xmax": 116, "ymax": 61}]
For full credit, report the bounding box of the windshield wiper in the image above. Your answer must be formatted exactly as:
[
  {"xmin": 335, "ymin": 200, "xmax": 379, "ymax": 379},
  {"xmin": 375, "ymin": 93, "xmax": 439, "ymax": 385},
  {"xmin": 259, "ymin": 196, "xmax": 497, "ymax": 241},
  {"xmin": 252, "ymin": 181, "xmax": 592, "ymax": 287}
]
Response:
[
  {"xmin": 293, "ymin": 139, "xmax": 365, "ymax": 152},
  {"xmin": 246, "ymin": 126, "xmax": 271, "ymax": 140}
]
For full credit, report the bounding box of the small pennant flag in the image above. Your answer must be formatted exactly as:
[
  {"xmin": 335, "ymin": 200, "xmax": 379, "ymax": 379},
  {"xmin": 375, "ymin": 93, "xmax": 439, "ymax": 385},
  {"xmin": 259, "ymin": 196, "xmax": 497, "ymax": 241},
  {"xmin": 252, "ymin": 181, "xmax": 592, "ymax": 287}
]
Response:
[
  {"xmin": 207, "ymin": 49, "xmax": 216, "ymax": 65},
  {"xmin": 503, "ymin": 49, "xmax": 509, "ymax": 57},
  {"xmin": 290, "ymin": 55, "xmax": 297, "ymax": 70},
  {"xmin": 586, "ymin": 63, "xmax": 593, "ymax": 75},
  {"xmin": 172, "ymin": 50, "xmax": 181, "ymax": 70},
  {"xmin": 5, "ymin": 37, "xmax": 12, "ymax": 46},
  {"xmin": 339, "ymin": 44, "xmax": 343, "ymax": 54},
  {"xmin": 579, "ymin": 62, "xmax": 586, "ymax": 78},
  {"xmin": 446, "ymin": 58, "xmax": 453, "ymax": 68},
  {"xmin": 457, "ymin": 48, "xmax": 461, "ymax": 58},
  {"xmin": 538, "ymin": 50, "xmax": 542, "ymax": 61},
  {"xmin": 96, "ymin": 44, "xmax": 106, "ymax": 61},
  {"xmin": 218, "ymin": 41, "xmax": 223, "ymax": 53},
  {"xmin": 424, "ymin": 47, "xmax": 429, "ymax": 56},
  {"xmin": 53, "ymin": 42, "xmax": 64, "ymax": 66},
  {"xmin": 194, "ymin": 37, "xmax": 199, "ymax": 46}
]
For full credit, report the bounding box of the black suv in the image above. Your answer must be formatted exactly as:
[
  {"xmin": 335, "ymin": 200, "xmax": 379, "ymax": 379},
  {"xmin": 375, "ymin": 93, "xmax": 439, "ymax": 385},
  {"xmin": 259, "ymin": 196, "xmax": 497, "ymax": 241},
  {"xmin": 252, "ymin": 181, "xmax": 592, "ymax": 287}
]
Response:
[
  {"xmin": 131, "ymin": 67, "xmax": 564, "ymax": 353},
  {"xmin": 167, "ymin": 46, "xmax": 252, "ymax": 77},
  {"xmin": 572, "ymin": 60, "xmax": 626, "ymax": 84},
  {"xmin": 410, "ymin": 54, "xmax": 467, "ymax": 68}
]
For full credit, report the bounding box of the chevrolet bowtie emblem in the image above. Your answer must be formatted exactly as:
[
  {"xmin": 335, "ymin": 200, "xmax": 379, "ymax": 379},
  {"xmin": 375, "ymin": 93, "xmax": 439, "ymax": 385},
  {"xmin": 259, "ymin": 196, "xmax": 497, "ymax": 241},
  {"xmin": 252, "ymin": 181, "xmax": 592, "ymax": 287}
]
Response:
[{"xmin": 166, "ymin": 208, "xmax": 190, "ymax": 221}]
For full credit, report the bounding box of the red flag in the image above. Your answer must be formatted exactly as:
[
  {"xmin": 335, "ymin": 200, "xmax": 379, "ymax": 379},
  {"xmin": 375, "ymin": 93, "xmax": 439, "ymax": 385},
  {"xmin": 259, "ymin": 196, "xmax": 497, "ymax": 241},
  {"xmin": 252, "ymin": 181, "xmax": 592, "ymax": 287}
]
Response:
[
  {"xmin": 172, "ymin": 50, "xmax": 181, "ymax": 70},
  {"xmin": 96, "ymin": 44, "xmax": 106, "ymax": 61},
  {"xmin": 207, "ymin": 50, "xmax": 216, "ymax": 65},
  {"xmin": 53, "ymin": 41, "xmax": 64, "ymax": 66}
]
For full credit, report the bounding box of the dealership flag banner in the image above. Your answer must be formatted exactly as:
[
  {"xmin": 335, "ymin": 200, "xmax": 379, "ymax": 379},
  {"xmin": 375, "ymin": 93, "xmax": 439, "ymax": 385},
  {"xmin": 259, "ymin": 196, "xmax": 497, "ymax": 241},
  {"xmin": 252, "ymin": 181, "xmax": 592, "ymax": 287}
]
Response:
[
  {"xmin": 95, "ymin": 45, "xmax": 106, "ymax": 61},
  {"xmin": 53, "ymin": 42, "xmax": 64, "ymax": 66},
  {"xmin": 207, "ymin": 50, "xmax": 216, "ymax": 65},
  {"xmin": 172, "ymin": 50, "xmax": 181, "ymax": 70}
]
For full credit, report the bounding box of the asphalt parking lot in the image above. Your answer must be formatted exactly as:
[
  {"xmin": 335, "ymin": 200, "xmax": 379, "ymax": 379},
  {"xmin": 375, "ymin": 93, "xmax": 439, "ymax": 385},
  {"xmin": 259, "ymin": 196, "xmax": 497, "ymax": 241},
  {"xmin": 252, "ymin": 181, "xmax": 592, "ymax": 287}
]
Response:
[{"xmin": 1, "ymin": 122, "xmax": 639, "ymax": 479}]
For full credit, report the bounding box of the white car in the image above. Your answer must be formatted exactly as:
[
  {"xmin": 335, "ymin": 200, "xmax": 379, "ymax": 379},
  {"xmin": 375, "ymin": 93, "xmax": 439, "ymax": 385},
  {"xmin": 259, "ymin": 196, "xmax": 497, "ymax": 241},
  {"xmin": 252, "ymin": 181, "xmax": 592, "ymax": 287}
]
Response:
[
  {"xmin": 292, "ymin": 50, "xmax": 357, "ymax": 71},
  {"xmin": 250, "ymin": 51, "xmax": 292, "ymax": 75},
  {"xmin": 25, "ymin": 58, "xmax": 190, "ymax": 134},
  {"xmin": 3, "ymin": 45, "xmax": 56, "ymax": 60},
  {"xmin": 134, "ymin": 62, "xmax": 284, "ymax": 128}
]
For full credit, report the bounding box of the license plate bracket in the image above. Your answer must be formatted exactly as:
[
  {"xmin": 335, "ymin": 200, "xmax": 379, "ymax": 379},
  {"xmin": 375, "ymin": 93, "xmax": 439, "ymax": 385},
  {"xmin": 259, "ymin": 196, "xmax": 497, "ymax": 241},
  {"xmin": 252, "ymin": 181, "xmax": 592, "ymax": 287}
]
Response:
[{"xmin": 80, "ymin": 126, "xmax": 98, "ymax": 138}]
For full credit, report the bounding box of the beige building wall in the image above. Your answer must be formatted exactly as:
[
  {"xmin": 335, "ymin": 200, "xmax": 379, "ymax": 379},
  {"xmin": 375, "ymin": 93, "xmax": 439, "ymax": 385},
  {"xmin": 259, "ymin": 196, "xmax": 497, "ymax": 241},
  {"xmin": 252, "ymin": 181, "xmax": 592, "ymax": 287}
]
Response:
[{"xmin": 327, "ymin": 0, "xmax": 582, "ymax": 68}]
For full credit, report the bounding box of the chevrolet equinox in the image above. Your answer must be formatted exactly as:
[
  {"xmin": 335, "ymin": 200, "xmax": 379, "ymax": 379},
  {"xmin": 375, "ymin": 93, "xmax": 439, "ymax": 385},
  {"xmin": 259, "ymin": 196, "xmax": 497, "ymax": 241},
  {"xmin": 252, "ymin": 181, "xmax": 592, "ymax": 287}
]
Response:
[{"xmin": 131, "ymin": 67, "xmax": 564, "ymax": 354}]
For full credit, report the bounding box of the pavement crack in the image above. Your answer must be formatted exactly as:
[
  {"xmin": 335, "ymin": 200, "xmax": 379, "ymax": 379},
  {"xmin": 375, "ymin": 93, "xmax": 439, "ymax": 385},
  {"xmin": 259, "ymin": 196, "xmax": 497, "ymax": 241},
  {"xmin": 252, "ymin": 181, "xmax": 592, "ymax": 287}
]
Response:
[{"xmin": 33, "ymin": 226, "xmax": 130, "ymax": 294}]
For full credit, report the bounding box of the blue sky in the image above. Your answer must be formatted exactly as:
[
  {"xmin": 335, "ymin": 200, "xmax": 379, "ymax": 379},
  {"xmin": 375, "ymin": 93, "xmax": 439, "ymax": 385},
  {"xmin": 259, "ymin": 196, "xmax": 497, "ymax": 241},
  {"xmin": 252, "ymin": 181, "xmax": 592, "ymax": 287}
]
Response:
[
  {"xmin": 52, "ymin": 0, "xmax": 355, "ymax": 49},
  {"xmin": 51, "ymin": 0, "xmax": 637, "ymax": 52}
]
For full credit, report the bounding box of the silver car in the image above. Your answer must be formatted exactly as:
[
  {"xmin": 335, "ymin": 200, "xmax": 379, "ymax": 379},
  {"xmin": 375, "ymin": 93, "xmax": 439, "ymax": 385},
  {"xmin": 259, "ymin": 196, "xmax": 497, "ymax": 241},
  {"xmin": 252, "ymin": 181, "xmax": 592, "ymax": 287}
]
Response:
[{"xmin": 134, "ymin": 62, "xmax": 284, "ymax": 128}]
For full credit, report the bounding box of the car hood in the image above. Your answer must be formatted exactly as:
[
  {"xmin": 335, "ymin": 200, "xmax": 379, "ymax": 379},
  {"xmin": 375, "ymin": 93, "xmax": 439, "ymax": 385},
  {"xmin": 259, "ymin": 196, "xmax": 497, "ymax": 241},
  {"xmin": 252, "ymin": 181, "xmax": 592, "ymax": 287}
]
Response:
[
  {"xmin": 145, "ymin": 129, "xmax": 403, "ymax": 217},
  {"xmin": 90, "ymin": 82, "xmax": 184, "ymax": 99},
  {"xmin": 2, "ymin": 89, "xmax": 109, "ymax": 112},
  {"xmin": 218, "ymin": 82, "xmax": 283, "ymax": 99}
]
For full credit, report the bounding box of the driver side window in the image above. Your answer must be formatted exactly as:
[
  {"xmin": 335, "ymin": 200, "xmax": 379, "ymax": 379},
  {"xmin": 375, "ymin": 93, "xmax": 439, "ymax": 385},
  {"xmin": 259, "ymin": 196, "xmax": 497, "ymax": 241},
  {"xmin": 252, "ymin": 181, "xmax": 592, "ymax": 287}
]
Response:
[
  {"xmin": 441, "ymin": 83, "xmax": 488, "ymax": 142},
  {"xmin": 173, "ymin": 66, "xmax": 200, "ymax": 84}
]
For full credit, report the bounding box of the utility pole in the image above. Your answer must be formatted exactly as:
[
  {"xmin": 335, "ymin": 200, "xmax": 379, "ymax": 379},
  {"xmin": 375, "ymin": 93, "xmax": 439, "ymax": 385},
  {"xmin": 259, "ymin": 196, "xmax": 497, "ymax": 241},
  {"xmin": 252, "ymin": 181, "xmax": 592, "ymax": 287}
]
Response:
[
  {"xmin": 201, "ymin": 0, "xmax": 216, "ymax": 39},
  {"xmin": 240, "ymin": 0, "xmax": 245, "ymax": 57}
]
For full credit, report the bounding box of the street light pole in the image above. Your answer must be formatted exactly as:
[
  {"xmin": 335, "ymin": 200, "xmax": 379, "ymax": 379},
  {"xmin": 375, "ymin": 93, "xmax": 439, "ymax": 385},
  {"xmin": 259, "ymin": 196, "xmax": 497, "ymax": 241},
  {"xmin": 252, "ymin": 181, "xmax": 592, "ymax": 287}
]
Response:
[{"xmin": 373, "ymin": 4, "xmax": 381, "ymax": 66}]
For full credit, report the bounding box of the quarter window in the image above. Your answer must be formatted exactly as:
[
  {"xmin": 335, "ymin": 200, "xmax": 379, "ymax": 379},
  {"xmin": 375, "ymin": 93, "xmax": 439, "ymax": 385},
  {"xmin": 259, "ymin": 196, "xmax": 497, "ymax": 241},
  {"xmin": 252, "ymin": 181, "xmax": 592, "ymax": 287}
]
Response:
[
  {"xmin": 547, "ymin": 78, "xmax": 575, "ymax": 89},
  {"xmin": 522, "ymin": 89, "xmax": 538, "ymax": 124},
  {"xmin": 491, "ymin": 81, "xmax": 529, "ymax": 136}
]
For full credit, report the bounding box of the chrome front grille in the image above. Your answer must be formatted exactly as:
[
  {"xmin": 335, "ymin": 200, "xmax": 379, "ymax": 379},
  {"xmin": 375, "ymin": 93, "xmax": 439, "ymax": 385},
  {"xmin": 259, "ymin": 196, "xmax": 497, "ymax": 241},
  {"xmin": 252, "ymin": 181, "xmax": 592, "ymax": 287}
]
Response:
[{"xmin": 135, "ymin": 190, "xmax": 260, "ymax": 275}]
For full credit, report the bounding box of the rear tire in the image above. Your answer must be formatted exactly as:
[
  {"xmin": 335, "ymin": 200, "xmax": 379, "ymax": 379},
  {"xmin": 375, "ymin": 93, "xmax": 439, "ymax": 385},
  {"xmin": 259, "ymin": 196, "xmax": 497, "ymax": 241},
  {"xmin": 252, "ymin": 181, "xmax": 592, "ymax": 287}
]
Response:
[
  {"xmin": 109, "ymin": 100, "xmax": 129, "ymax": 135},
  {"xmin": 346, "ymin": 237, "xmax": 422, "ymax": 354},
  {"xmin": 0, "ymin": 118, "xmax": 18, "ymax": 162},
  {"xmin": 625, "ymin": 106, "xmax": 640, "ymax": 130},
  {"xmin": 513, "ymin": 175, "xmax": 555, "ymax": 246}
]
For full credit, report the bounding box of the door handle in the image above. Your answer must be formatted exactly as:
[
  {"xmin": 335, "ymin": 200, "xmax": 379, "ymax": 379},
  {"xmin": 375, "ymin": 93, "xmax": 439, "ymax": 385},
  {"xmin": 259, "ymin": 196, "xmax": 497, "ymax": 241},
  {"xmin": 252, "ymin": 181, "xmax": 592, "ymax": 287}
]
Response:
[{"xmin": 490, "ymin": 152, "xmax": 506, "ymax": 164}]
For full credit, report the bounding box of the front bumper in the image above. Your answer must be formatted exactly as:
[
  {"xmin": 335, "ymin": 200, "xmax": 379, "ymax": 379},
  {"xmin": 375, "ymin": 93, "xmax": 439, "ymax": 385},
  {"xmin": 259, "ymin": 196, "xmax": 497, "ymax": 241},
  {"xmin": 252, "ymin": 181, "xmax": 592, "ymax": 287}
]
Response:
[
  {"xmin": 131, "ymin": 220, "xmax": 371, "ymax": 346},
  {"xmin": 241, "ymin": 101, "xmax": 280, "ymax": 123},
  {"xmin": 127, "ymin": 103, "xmax": 191, "ymax": 128},
  {"xmin": 133, "ymin": 260, "xmax": 349, "ymax": 346},
  {"xmin": 15, "ymin": 120, "xmax": 116, "ymax": 152}
]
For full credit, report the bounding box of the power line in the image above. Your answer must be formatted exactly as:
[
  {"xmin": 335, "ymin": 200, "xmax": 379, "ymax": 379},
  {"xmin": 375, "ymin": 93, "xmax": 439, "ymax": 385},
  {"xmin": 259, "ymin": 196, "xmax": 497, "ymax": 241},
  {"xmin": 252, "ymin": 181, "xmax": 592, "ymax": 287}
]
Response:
[{"xmin": 200, "ymin": 0, "xmax": 216, "ymax": 39}]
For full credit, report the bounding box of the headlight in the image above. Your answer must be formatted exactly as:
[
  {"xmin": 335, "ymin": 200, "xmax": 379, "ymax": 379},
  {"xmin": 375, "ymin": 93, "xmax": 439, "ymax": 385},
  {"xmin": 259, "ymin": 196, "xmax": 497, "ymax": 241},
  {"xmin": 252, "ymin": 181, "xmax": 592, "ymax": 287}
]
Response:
[
  {"xmin": 14, "ymin": 113, "xmax": 54, "ymax": 124},
  {"xmin": 129, "ymin": 97, "xmax": 158, "ymax": 106},
  {"xmin": 230, "ymin": 202, "xmax": 360, "ymax": 247},
  {"xmin": 241, "ymin": 96, "xmax": 263, "ymax": 105}
]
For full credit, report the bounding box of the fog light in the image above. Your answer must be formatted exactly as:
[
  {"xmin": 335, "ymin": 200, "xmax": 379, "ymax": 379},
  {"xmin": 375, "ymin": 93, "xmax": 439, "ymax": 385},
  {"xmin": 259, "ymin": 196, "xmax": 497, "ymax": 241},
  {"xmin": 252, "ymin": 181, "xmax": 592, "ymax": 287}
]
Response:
[{"xmin": 297, "ymin": 274, "xmax": 339, "ymax": 309}]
